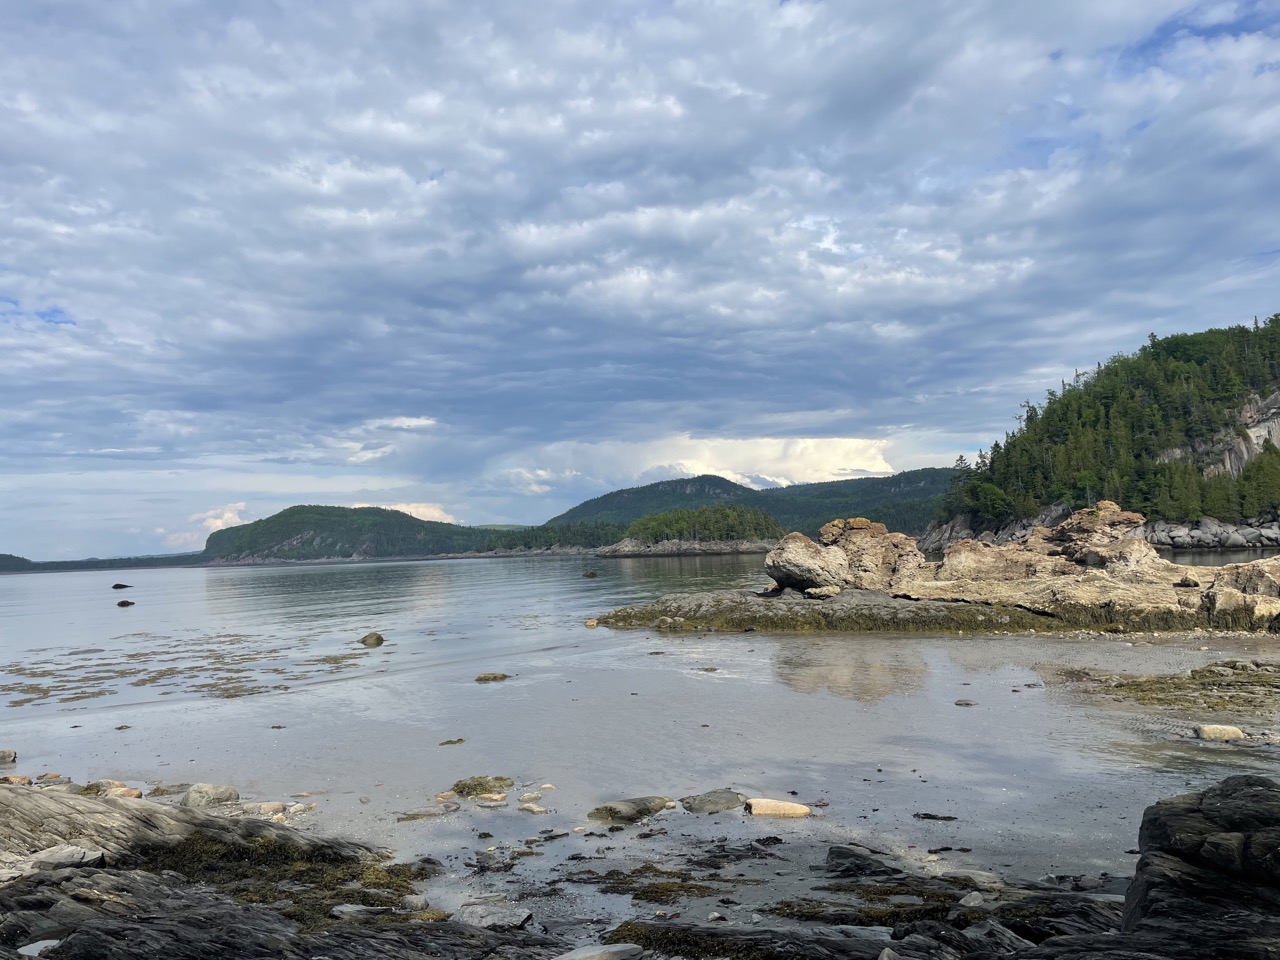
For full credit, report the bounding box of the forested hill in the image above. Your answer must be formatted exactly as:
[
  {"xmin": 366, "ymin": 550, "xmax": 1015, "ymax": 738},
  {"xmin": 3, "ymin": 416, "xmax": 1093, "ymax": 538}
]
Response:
[
  {"xmin": 542, "ymin": 468, "xmax": 955, "ymax": 537},
  {"xmin": 943, "ymin": 315, "xmax": 1280, "ymax": 527},
  {"xmin": 202, "ymin": 505, "xmax": 492, "ymax": 562}
]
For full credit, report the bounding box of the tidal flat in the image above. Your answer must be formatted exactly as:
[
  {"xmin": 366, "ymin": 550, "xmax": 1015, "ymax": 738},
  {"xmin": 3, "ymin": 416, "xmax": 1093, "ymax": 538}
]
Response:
[{"xmin": 2, "ymin": 556, "xmax": 1279, "ymax": 934}]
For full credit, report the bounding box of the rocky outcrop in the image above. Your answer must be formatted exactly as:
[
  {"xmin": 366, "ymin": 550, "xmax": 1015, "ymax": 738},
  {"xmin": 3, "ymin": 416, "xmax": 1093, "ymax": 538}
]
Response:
[
  {"xmin": 0, "ymin": 785, "xmax": 374, "ymax": 871},
  {"xmin": 925, "ymin": 505, "xmax": 1280, "ymax": 553},
  {"xmin": 1144, "ymin": 515, "xmax": 1280, "ymax": 549},
  {"xmin": 607, "ymin": 774, "xmax": 1280, "ymax": 960},
  {"xmin": 761, "ymin": 501, "xmax": 1280, "ymax": 630}
]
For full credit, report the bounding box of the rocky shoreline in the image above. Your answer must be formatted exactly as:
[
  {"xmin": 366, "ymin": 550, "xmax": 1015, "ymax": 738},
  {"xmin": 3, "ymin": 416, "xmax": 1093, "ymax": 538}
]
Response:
[
  {"xmin": 2, "ymin": 768, "xmax": 1280, "ymax": 959},
  {"xmin": 921, "ymin": 503, "xmax": 1280, "ymax": 553},
  {"xmin": 606, "ymin": 502, "xmax": 1280, "ymax": 633}
]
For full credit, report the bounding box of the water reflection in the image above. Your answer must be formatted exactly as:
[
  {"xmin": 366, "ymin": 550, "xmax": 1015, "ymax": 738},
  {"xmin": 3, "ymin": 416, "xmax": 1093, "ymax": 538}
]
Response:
[{"xmin": 771, "ymin": 634, "xmax": 929, "ymax": 702}]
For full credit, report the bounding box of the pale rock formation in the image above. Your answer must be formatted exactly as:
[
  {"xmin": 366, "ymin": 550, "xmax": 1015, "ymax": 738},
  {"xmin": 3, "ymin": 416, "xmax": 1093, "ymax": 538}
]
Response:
[{"xmin": 766, "ymin": 501, "xmax": 1280, "ymax": 630}]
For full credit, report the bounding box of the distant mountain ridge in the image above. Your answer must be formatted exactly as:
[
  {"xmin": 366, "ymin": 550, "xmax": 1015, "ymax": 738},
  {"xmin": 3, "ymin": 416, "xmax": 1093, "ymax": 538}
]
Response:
[
  {"xmin": 546, "ymin": 468, "xmax": 956, "ymax": 537},
  {"xmin": 4, "ymin": 468, "xmax": 955, "ymax": 569},
  {"xmin": 202, "ymin": 505, "xmax": 491, "ymax": 563}
]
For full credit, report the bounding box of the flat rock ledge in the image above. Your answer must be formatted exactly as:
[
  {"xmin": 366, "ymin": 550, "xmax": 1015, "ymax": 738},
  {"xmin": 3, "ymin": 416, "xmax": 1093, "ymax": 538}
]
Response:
[{"xmin": 600, "ymin": 587, "xmax": 1058, "ymax": 634}]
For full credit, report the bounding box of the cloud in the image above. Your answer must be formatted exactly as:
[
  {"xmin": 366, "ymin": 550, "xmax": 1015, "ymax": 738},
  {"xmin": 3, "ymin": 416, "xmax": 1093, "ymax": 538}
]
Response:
[
  {"xmin": 494, "ymin": 435, "xmax": 894, "ymax": 498},
  {"xmin": 2, "ymin": 0, "xmax": 1279, "ymax": 557},
  {"xmin": 352, "ymin": 501, "xmax": 457, "ymax": 523}
]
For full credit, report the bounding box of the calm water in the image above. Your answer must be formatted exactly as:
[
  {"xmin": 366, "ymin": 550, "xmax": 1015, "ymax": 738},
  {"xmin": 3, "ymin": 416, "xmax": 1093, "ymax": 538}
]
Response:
[{"xmin": 2, "ymin": 554, "xmax": 1278, "ymax": 888}]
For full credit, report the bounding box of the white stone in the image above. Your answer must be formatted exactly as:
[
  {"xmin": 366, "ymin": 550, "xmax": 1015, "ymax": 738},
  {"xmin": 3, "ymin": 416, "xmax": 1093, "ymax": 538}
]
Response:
[{"xmin": 1196, "ymin": 724, "xmax": 1246, "ymax": 741}]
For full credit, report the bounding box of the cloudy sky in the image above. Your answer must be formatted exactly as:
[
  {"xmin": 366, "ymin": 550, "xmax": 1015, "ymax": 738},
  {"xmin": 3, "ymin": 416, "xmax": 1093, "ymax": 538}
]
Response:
[{"xmin": 3, "ymin": 1, "xmax": 1279, "ymax": 559}]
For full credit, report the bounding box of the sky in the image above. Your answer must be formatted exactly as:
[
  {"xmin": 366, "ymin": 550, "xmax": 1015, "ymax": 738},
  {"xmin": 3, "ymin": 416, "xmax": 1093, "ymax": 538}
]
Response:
[{"xmin": 3, "ymin": 0, "xmax": 1280, "ymax": 560}]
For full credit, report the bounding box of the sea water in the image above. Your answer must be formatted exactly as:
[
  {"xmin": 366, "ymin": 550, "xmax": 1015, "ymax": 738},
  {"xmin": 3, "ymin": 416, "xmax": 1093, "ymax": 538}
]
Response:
[{"xmin": 1, "ymin": 554, "xmax": 1276, "ymax": 888}]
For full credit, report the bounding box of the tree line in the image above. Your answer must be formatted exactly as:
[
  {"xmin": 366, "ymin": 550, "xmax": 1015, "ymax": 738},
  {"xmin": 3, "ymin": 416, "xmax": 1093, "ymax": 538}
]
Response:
[{"xmin": 942, "ymin": 314, "xmax": 1280, "ymax": 527}]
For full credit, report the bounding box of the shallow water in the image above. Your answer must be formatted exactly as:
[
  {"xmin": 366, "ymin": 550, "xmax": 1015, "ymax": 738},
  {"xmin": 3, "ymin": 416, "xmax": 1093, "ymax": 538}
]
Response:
[{"xmin": 2, "ymin": 555, "xmax": 1278, "ymax": 908}]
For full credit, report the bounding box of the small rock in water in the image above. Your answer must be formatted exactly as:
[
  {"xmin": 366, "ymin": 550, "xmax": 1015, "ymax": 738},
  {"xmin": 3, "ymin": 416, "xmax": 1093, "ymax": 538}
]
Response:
[
  {"xmin": 519, "ymin": 791, "xmax": 543, "ymax": 802},
  {"xmin": 243, "ymin": 801, "xmax": 287, "ymax": 816},
  {"xmin": 359, "ymin": 632, "xmax": 385, "ymax": 647},
  {"xmin": 397, "ymin": 802, "xmax": 460, "ymax": 820},
  {"xmin": 519, "ymin": 802, "xmax": 548, "ymax": 814},
  {"xmin": 475, "ymin": 673, "xmax": 512, "ymax": 683},
  {"xmin": 744, "ymin": 798, "xmax": 811, "ymax": 817},
  {"xmin": 584, "ymin": 619, "xmax": 600, "ymax": 628},
  {"xmin": 0, "ymin": 749, "xmax": 16, "ymax": 764},
  {"xmin": 680, "ymin": 788, "xmax": 747, "ymax": 814},
  {"xmin": 453, "ymin": 901, "xmax": 532, "ymax": 929},
  {"xmin": 587, "ymin": 796, "xmax": 673, "ymax": 822},
  {"xmin": 438, "ymin": 738, "xmax": 465, "ymax": 746},
  {"xmin": 1195, "ymin": 724, "xmax": 1246, "ymax": 741},
  {"xmin": 116, "ymin": 600, "xmax": 135, "ymax": 607},
  {"xmin": 452, "ymin": 775, "xmax": 514, "ymax": 797},
  {"xmin": 180, "ymin": 783, "xmax": 240, "ymax": 807},
  {"xmin": 954, "ymin": 699, "xmax": 977, "ymax": 707}
]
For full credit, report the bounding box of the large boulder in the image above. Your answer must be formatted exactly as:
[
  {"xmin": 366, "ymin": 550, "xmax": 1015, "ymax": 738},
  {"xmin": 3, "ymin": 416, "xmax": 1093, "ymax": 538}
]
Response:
[{"xmin": 764, "ymin": 533, "xmax": 848, "ymax": 590}]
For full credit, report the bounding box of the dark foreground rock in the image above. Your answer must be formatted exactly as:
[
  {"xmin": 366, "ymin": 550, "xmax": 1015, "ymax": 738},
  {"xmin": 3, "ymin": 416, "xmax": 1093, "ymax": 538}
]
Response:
[
  {"xmin": 5, "ymin": 776, "xmax": 1280, "ymax": 959},
  {"xmin": 0, "ymin": 785, "xmax": 564, "ymax": 960},
  {"xmin": 600, "ymin": 774, "xmax": 1280, "ymax": 960}
]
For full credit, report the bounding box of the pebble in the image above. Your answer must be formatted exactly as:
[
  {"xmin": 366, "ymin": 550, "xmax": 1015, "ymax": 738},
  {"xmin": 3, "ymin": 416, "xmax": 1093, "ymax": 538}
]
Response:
[
  {"xmin": 519, "ymin": 802, "xmax": 549, "ymax": 814},
  {"xmin": 959, "ymin": 891, "xmax": 984, "ymax": 906},
  {"xmin": 519, "ymin": 792, "xmax": 542, "ymax": 803},
  {"xmin": 954, "ymin": 700, "xmax": 978, "ymax": 707},
  {"xmin": 0, "ymin": 749, "xmax": 18, "ymax": 764}
]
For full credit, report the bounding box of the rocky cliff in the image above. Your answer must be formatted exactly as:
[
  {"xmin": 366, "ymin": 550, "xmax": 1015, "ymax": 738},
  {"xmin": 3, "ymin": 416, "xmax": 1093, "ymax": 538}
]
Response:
[{"xmin": 764, "ymin": 502, "xmax": 1280, "ymax": 631}]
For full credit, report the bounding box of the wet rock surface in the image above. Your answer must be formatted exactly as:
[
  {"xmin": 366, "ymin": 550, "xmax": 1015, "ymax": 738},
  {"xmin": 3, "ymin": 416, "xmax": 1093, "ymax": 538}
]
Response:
[{"xmin": 4, "ymin": 775, "xmax": 1280, "ymax": 959}]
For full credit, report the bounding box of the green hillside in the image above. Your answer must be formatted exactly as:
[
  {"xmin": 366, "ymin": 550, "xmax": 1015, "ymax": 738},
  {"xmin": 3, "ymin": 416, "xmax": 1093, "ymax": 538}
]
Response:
[
  {"xmin": 0, "ymin": 553, "xmax": 36, "ymax": 572},
  {"xmin": 623, "ymin": 503, "xmax": 785, "ymax": 544},
  {"xmin": 943, "ymin": 314, "xmax": 1280, "ymax": 527},
  {"xmin": 546, "ymin": 475, "xmax": 751, "ymax": 526},
  {"xmin": 202, "ymin": 505, "xmax": 491, "ymax": 562},
  {"xmin": 756, "ymin": 469, "xmax": 956, "ymax": 535},
  {"xmin": 544, "ymin": 468, "xmax": 954, "ymax": 538}
]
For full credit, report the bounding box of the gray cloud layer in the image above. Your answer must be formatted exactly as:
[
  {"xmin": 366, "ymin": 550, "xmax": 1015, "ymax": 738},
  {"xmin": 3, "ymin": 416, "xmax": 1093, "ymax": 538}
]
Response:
[{"xmin": 3, "ymin": 0, "xmax": 1279, "ymax": 558}]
